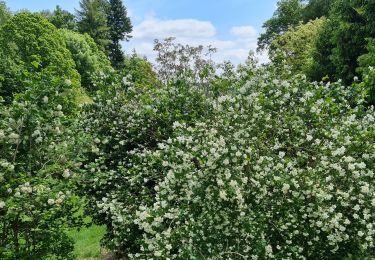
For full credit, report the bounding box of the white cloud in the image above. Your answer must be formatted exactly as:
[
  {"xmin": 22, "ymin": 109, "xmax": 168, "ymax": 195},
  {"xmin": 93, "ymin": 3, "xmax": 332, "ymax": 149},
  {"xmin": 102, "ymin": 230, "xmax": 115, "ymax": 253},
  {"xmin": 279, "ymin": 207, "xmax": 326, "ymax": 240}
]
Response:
[
  {"xmin": 123, "ymin": 17, "xmax": 268, "ymax": 65},
  {"xmin": 230, "ymin": 26, "xmax": 257, "ymax": 39},
  {"xmin": 132, "ymin": 18, "xmax": 216, "ymax": 39}
]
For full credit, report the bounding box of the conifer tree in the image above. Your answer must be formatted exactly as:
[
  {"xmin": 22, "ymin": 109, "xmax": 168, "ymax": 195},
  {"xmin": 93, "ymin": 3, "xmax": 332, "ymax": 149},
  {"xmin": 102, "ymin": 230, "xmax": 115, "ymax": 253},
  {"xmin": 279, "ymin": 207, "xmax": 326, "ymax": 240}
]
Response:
[
  {"xmin": 76, "ymin": 0, "xmax": 110, "ymax": 53},
  {"xmin": 106, "ymin": 0, "xmax": 132, "ymax": 68}
]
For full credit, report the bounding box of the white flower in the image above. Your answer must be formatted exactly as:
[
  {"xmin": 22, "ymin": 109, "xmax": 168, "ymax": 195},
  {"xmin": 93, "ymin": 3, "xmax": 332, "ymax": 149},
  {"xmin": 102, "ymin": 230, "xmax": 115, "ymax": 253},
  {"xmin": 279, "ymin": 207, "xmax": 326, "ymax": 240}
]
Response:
[
  {"xmin": 64, "ymin": 79, "xmax": 72, "ymax": 86},
  {"xmin": 223, "ymin": 158, "xmax": 230, "ymax": 165},
  {"xmin": 162, "ymin": 161, "xmax": 169, "ymax": 167},
  {"xmin": 282, "ymin": 183, "xmax": 290, "ymax": 194},
  {"xmin": 332, "ymin": 146, "xmax": 346, "ymax": 156},
  {"xmin": 278, "ymin": 151, "xmax": 285, "ymax": 159},
  {"xmin": 43, "ymin": 96, "xmax": 48, "ymax": 103},
  {"xmin": 0, "ymin": 201, "xmax": 5, "ymax": 209},
  {"xmin": 56, "ymin": 104, "xmax": 62, "ymax": 111},
  {"xmin": 8, "ymin": 133, "xmax": 20, "ymax": 139},
  {"xmin": 219, "ymin": 190, "xmax": 227, "ymax": 200},
  {"xmin": 360, "ymin": 185, "xmax": 369, "ymax": 194},
  {"xmin": 63, "ymin": 169, "xmax": 71, "ymax": 178},
  {"xmin": 47, "ymin": 199, "xmax": 55, "ymax": 205},
  {"xmin": 306, "ymin": 134, "xmax": 313, "ymax": 141}
]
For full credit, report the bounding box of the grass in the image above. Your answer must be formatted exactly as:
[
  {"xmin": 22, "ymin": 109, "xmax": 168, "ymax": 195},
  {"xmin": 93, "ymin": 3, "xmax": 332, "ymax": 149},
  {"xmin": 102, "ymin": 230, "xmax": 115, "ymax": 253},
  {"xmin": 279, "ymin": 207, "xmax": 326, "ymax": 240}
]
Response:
[{"xmin": 67, "ymin": 223, "xmax": 106, "ymax": 259}]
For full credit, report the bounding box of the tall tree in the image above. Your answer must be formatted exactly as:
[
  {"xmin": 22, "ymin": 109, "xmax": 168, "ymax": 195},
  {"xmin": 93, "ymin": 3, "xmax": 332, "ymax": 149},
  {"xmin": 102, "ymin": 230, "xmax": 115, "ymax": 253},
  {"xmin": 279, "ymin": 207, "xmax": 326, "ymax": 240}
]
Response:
[
  {"xmin": 106, "ymin": 0, "xmax": 132, "ymax": 68},
  {"xmin": 76, "ymin": 0, "xmax": 110, "ymax": 53}
]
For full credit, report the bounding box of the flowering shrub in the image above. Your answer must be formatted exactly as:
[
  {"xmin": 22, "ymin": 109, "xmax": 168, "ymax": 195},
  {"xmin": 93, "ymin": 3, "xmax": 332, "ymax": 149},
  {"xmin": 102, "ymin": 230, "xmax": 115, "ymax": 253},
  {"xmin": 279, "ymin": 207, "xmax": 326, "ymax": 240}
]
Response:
[
  {"xmin": 0, "ymin": 76, "xmax": 85, "ymax": 259},
  {"xmin": 82, "ymin": 64, "xmax": 374, "ymax": 258}
]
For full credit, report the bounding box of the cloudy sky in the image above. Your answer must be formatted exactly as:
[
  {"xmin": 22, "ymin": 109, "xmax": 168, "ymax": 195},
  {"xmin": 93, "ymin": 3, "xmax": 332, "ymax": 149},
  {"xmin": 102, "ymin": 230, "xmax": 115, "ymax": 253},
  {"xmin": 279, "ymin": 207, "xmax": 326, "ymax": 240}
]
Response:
[{"xmin": 5, "ymin": 0, "xmax": 277, "ymax": 64}]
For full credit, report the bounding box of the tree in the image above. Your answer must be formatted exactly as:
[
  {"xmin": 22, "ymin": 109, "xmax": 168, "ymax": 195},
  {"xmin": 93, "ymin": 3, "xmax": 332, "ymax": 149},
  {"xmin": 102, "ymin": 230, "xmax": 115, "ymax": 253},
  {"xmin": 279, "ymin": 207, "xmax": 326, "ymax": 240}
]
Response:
[
  {"xmin": 76, "ymin": 0, "xmax": 110, "ymax": 53},
  {"xmin": 269, "ymin": 18, "xmax": 326, "ymax": 75},
  {"xmin": 0, "ymin": 12, "xmax": 80, "ymax": 102},
  {"xmin": 302, "ymin": 0, "xmax": 335, "ymax": 22},
  {"xmin": 60, "ymin": 29, "xmax": 113, "ymax": 92},
  {"xmin": 106, "ymin": 0, "xmax": 132, "ymax": 68},
  {"xmin": 49, "ymin": 5, "xmax": 77, "ymax": 30},
  {"xmin": 257, "ymin": 0, "xmax": 304, "ymax": 51},
  {"xmin": 0, "ymin": 0, "xmax": 11, "ymax": 26},
  {"xmin": 310, "ymin": 0, "xmax": 375, "ymax": 84}
]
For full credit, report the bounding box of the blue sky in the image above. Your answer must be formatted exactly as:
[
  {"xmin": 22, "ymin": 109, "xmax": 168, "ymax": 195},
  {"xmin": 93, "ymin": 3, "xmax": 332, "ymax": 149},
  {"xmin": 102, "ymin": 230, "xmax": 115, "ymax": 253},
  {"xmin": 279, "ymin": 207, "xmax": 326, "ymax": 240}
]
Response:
[{"xmin": 4, "ymin": 0, "xmax": 277, "ymax": 64}]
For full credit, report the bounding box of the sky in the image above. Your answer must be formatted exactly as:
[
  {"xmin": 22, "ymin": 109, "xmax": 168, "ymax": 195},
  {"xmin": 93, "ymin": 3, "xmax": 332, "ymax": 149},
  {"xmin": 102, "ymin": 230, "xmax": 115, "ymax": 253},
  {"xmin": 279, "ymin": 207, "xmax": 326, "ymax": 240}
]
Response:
[{"xmin": 4, "ymin": 0, "xmax": 278, "ymax": 64}]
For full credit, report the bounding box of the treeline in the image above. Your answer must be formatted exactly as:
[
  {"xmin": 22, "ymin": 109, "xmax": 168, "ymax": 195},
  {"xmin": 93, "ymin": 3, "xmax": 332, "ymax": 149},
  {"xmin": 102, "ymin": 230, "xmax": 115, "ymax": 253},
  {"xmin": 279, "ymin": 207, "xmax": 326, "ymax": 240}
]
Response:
[{"xmin": 259, "ymin": 0, "xmax": 374, "ymax": 104}]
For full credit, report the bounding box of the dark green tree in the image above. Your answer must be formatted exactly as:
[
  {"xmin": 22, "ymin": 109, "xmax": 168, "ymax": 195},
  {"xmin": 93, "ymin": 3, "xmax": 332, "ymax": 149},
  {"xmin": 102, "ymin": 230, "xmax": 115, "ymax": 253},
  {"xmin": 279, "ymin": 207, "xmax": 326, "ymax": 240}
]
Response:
[
  {"xmin": 76, "ymin": 0, "xmax": 110, "ymax": 53},
  {"xmin": 49, "ymin": 5, "xmax": 77, "ymax": 30},
  {"xmin": 302, "ymin": 0, "xmax": 335, "ymax": 22},
  {"xmin": 106, "ymin": 0, "xmax": 132, "ymax": 68},
  {"xmin": 311, "ymin": 0, "xmax": 374, "ymax": 84}
]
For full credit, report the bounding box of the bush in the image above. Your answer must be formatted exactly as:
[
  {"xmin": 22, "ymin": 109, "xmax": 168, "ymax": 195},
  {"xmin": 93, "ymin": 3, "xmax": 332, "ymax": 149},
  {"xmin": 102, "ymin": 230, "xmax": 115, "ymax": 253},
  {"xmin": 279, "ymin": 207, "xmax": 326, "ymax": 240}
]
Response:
[
  {"xmin": 0, "ymin": 75, "xmax": 85, "ymax": 259},
  {"xmin": 79, "ymin": 75, "xmax": 212, "ymax": 254},
  {"xmin": 81, "ymin": 64, "xmax": 374, "ymax": 258},
  {"xmin": 0, "ymin": 13, "xmax": 80, "ymax": 102}
]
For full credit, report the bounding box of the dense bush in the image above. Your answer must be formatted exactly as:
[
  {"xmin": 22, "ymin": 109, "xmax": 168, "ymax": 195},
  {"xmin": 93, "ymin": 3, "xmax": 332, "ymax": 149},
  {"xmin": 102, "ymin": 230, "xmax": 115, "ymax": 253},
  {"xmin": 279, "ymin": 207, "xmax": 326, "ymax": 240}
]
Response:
[
  {"xmin": 79, "ymin": 74, "xmax": 212, "ymax": 254},
  {"xmin": 80, "ymin": 63, "xmax": 375, "ymax": 258},
  {"xmin": 0, "ymin": 13, "xmax": 80, "ymax": 102},
  {"xmin": 60, "ymin": 29, "xmax": 113, "ymax": 92},
  {"xmin": 0, "ymin": 75, "xmax": 85, "ymax": 259}
]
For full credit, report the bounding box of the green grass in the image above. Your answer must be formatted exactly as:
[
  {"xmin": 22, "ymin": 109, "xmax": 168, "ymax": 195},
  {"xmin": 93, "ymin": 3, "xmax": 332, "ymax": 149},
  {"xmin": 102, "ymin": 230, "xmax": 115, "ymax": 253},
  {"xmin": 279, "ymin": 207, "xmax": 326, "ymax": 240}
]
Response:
[{"xmin": 67, "ymin": 223, "xmax": 106, "ymax": 259}]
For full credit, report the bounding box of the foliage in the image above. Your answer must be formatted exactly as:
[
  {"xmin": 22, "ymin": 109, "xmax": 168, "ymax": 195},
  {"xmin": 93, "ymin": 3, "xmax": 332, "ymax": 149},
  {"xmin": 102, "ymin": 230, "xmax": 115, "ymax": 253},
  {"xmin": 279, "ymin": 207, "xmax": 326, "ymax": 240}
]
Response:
[
  {"xmin": 302, "ymin": 0, "xmax": 334, "ymax": 22},
  {"xmin": 77, "ymin": 0, "xmax": 110, "ymax": 53},
  {"xmin": 311, "ymin": 0, "xmax": 375, "ymax": 84},
  {"xmin": 257, "ymin": 0, "xmax": 304, "ymax": 51},
  {"xmin": 106, "ymin": 0, "xmax": 132, "ymax": 68},
  {"xmin": 0, "ymin": 75, "xmax": 85, "ymax": 259},
  {"xmin": 121, "ymin": 54, "xmax": 161, "ymax": 89},
  {"xmin": 0, "ymin": 12, "xmax": 80, "ymax": 103},
  {"xmin": 49, "ymin": 5, "xmax": 77, "ymax": 31},
  {"xmin": 357, "ymin": 39, "xmax": 375, "ymax": 105},
  {"xmin": 79, "ymin": 61, "xmax": 375, "ymax": 258},
  {"xmin": 0, "ymin": 1, "xmax": 11, "ymax": 26},
  {"xmin": 60, "ymin": 29, "xmax": 113, "ymax": 92},
  {"xmin": 270, "ymin": 18, "xmax": 326, "ymax": 75},
  {"xmin": 153, "ymin": 37, "xmax": 217, "ymax": 85},
  {"xmin": 357, "ymin": 38, "xmax": 375, "ymax": 76}
]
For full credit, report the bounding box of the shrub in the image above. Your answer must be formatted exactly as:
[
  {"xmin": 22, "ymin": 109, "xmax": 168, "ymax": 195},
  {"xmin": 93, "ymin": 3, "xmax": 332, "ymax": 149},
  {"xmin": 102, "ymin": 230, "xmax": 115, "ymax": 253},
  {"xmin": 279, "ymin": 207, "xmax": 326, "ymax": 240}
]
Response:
[
  {"xmin": 82, "ymin": 64, "xmax": 374, "ymax": 258},
  {"xmin": 0, "ymin": 75, "xmax": 85, "ymax": 259},
  {"xmin": 79, "ymin": 75, "xmax": 212, "ymax": 254}
]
